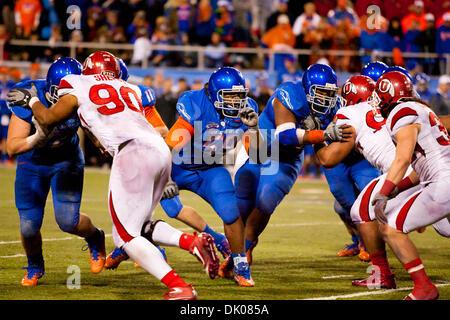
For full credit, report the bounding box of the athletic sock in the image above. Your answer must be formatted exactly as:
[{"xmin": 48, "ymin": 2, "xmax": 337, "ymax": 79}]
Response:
[
  {"xmin": 84, "ymin": 228, "xmax": 101, "ymax": 246},
  {"xmin": 245, "ymin": 239, "xmax": 255, "ymax": 252},
  {"xmin": 123, "ymin": 236, "xmax": 172, "ymax": 280},
  {"xmin": 404, "ymin": 257, "xmax": 432, "ymax": 287},
  {"xmin": 179, "ymin": 233, "xmax": 195, "ymax": 251},
  {"xmin": 161, "ymin": 270, "xmax": 188, "ymax": 288},
  {"xmin": 369, "ymin": 250, "xmax": 392, "ymax": 275},
  {"xmin": 202, "ymin": 224, "xmax": 222, "ymax": 242},
  {"xmin": 27, "ymin": 253, "xmax": 44, "ymax": 268}
]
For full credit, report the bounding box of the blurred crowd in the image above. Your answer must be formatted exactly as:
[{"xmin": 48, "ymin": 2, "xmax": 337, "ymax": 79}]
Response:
[{"xmin": 0, "ymin": 0, "xmax": 449, "ymax": 75}]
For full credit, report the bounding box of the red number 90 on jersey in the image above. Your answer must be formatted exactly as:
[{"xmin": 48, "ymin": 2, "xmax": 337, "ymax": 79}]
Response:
[{"xmin": 89, "ymin": 83, "xmax": 144, "ymax": 115}]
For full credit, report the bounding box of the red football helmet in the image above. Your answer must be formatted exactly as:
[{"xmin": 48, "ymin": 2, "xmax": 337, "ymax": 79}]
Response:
[
  {"xmin": 82, "ymin": 51, "xmax": 120, "ymax": 78},
  {"xmin": 373, "ymin": 71, "xmax": 414, "ymax": 114},
  {"xmin": 341, "ymin": 75, "xmax": 375, "ymax": 107}
]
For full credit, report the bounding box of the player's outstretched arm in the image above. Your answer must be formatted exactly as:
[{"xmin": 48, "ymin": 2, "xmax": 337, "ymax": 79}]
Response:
[
  {"xmin": 314, "ymin": 125, "xmax": 356, "ymax": 168},
  {"xmin": 31, "ymin": 94, "xmax": 79, "ymax": 127},
  {"xmin": 273, "ymin": 98, "xmax": 352, "ymax": 146}
]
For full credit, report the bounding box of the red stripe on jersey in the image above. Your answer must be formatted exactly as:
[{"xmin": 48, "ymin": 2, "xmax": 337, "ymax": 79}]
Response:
[
  {"xmin": 335, "ymin": 113, "xmax": 349, "ymax": 120},
  {"xmin": 109, "ymin": 191, "xmax": 134, "ymax": 243},
  {"xmin": 58, "ymin": 79, "xmax": 73, "ymax": 89},
  {"xmin": 79, "ymin": 113, "xmax": 88, "ymax": 127},
  {"xmin": 359, "ymin": 178, "xmax": 380, "ymax": 222},
  {"xmin": 395, "ymin": 191, "xmax": 421, "ymax": 231},
  {"xmin": 390, "ymin": 107, "xmax": 418, "ymax": 131}
]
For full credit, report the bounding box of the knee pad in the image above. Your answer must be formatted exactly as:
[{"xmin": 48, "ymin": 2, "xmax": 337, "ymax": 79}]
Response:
[
  {"xmin": 19, "ymin": 209, "xmax": 44, "ymax": 238},
  {"xmin": 54, "ymin": 202, "xmax": 80, "ymax": 233},
  {"xmin": 141, "ymin": 219, "xmax": 165, "ymax": 245},
  {"xmin": 160, "ymin": 197, "xmax": 183, "ymax": 219}
]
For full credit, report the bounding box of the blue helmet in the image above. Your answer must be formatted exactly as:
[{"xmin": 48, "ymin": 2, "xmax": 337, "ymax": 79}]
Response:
[
  {"xmin": 412, "ymin": 72, "xmax": 430, "ymax": 94},
  {"xmin": 117, "ymin": 58, "xmax": 129, "ymax": 81},
  {"xmin": 361, "ymin": 61, "xmax": 388, "ymax": 82},
  {"xmin": 46, "ymin": 57, "xmax": 82, "ymax": 104},
  {"xmin": 208, "ymin": 67, "xmax": 248, "ymax": 118},
  {"xmin": 302, "ymin": 64, "xmax": 338, "ymax": 115},
  {"xmin": 384, "ymin": 65, "xmax": 413, "ymax": 81}
]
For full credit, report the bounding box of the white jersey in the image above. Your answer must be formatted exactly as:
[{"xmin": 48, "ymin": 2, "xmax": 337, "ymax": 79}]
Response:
[
  {"xmin": 335, "ymin": 101, "xmax": 395, "ymax": 173},
  {"xmin": 58, "ymin": 74, "xmax": 162, "ymax": 157},
  {"xmin": 386, "ymin": 101, "xmax": 450, "ymax": 183}
]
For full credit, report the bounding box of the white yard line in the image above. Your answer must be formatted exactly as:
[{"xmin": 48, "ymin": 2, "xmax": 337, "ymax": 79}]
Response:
[
  {"xmin": 303, "ymin": 282, "xmax": 450, "ymax": 300},
  {"xmin": 0, "ymin": 222, "xmax": 338, "ymax": 248}
]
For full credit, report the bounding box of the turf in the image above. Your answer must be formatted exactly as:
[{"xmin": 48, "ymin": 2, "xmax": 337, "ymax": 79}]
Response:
[{"xmin": 0, "ymin": 165, "xmax": 449, "ymax": 300}]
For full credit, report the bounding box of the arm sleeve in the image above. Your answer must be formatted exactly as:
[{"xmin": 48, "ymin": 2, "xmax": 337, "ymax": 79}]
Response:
[
  {"xmin": 144, "ymin": 105, "xmax": 166, "ymax": 128},
  {"xmin": 57, "ymin": 75, "xmax": 78, "ymax": 98},
  {"xmin": 165, "ymin": 116, "xmax": 194, "ymax": 150}
]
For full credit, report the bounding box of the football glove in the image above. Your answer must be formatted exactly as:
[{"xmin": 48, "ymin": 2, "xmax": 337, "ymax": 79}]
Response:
[
  {"xmin": 161, "ymin": 179, "xmax": 179, "ymax": 200},
  {"xmin": 239, "ymin": 107, "xmax": 258, "ymax": 130},
  {"xmin": 302, "ymin": 114, "xmax": 321, "ymax": 131},
  {"xmin": 372, "ymin": 193, "xmax": 389, "ymax": 225},
  {"xmin": 7, "ymin": 83, "xmax": 38, "ymax": 108},
  {"xmin": 323, "ymin": 122, "xmax": 352, "ymax": 142}
]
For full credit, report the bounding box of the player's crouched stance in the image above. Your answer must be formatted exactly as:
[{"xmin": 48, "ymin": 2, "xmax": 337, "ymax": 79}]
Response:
[
  {"xmin": 8, "ymin": 51, "xmax": 216, "ymax": 300},
  {"xmin": 371, "ymin": 71, "xmax": 450, "ymax": 300}
]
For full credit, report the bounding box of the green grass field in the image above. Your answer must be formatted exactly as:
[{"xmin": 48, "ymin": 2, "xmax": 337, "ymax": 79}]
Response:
[{"xmin": 1, "ymin": 165, "xmax": 449, "ymax": 300}]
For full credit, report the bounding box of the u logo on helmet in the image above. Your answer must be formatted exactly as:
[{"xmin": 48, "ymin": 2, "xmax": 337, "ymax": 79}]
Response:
[
  {"xmin": 342, "ymin": 81, "xmax": 356, "ymax": 95},
  {"xmin": 378, "ymin": 79, "xmax": 394, "ymax": 97}
]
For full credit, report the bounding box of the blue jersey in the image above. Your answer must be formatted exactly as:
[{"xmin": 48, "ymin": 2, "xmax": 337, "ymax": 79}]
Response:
[
  {"xmin": 9, "ymin": 79, "xmax": 80, "ymax": 164},
  {"xmin": 259, "ymin": 81, "xmax": 310, "ymax": 160},
  {"xmin": 175, "ymin": 88, "xmax": 258, "ymax": 170},
  {"xmin": 138, "ymin": 84, "xmax": 156, "ymax": 107}
]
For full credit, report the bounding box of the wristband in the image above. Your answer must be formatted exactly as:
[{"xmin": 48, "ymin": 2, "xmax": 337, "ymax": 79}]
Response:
[
  {"xmin": 397, "ymin": 176, "xmax": 413, "ymax": 192},
  {"xmin": 308, "ymin": 130, "xmax": 325, "ymax": 144},
  {"xmin": 29, "ymin": 97, "xmax": 40, "ymax": 109},
  {"xmin": 379, "ymin": 179, "xmax": 396, "ymax": 197}
]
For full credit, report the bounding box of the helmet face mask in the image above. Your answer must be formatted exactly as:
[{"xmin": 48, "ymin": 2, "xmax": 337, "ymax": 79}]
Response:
[
  {"xmin": 306, "ymin": 84, "xmax": 338, "ymax": 114},
  {"xmin": 45, "ymin": 84, "xmax": 59, "ymax": 105},
  {"xmin": 214, "ymin": 86, "xmax": 249, "ymax": 118}
]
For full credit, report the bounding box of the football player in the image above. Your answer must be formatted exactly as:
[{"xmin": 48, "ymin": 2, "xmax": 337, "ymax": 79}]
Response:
[
  {"xmin": 6, "ymin": 57, "xmax": 106, "ymax": 286},
  {"xmin": 234, "ymin": 64, "xmax": 353, "ymax": 264},
  {"xmin": 164, "ymin": 67, "xmax": 261, "ymax": 287},
  {"xmin": 302, "ymin": 66, "xmax": 382, "ymax": 262},
  {"xmin": 372, "ymin": 71, "xmax": 450, "ymax": 300},
  {"xmin": 8, "ymin": 51, "xmax": 220, "ymax": 300},
  {"xmin": 104, "ymin": 59, "xmax": 230, "ymax": 269}
]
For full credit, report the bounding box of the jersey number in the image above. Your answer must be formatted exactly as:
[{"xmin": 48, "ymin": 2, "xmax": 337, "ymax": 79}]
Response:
[
  {"xmin": 89, "ymin": 84, "xmax": 143, "ymax": 115},
  {"xmin": 429, "ymin": 112, "xmax": 450, "ymax": 146}
]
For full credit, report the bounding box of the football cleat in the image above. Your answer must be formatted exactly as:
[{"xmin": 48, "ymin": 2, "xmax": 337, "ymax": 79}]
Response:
[
  {"xmin": 404, "ymin": 284, "xmax": 439, "ymax": 300},
  {"xmin": 358, "ymin": 241, "xmax": 371, "ymax": 262},
  {"xmin": 21, "ymin": 265, "xmax": 45, "ymax": 287},
  {"xmin": 105, "ymin": 247, "xmax": 129, "ymax": 269},
  {"xmin": 164, "ymin": 284, "xmax": 198, "ymax": 300},
  {"xmin": 189, "ymin": 232, "xmax": 220, "ymax": 279},
  {"xmin": 352, "ymin": 272, "xmax": 396, "ymax": 289},
  {"xmin": 337, "ymin": 242, "xmax": 359, "ymax": 257},
  {"xmin": 214, "ymin": 233, "xmax": 231, "ymax": 259},
  {"xmin": 234, "ymin": 262, "xmax": 255, "ymax": 287},
  {"xmin": 218, "ymin": 255, "xmax": 234, "ymax": 279},
  {"xmin": 83, "ymin": 229, "xmax": 106, "ymax": 274}
]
